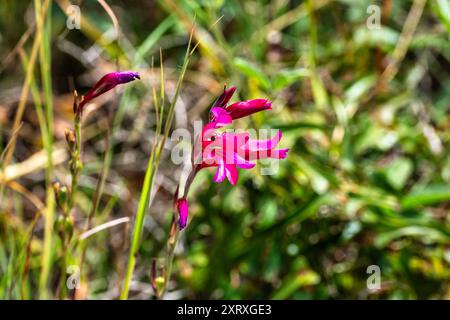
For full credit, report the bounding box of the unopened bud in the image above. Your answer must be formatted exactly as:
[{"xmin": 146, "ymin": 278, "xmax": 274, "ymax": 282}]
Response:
[
  {"xmin": 73, "ymin": 90, "xmax": 79, "ymax": 114},
  {"xmin": 52, "ymin": 181, "xmax": 61, "ymax": 194},
  {"xmin": 54, "ymin": 214, "xmax": 74, "ymax": 241},
  {"xmin": 155, "ymin": 276, "xmax": 165, "ymax": 294},
  {"xmin": 53, "ymin": 181, "xmax": 69, "ymax": 212},
  {"xmin": 65, "ymin": 128, "xmax": 76, "ymax": 150}
]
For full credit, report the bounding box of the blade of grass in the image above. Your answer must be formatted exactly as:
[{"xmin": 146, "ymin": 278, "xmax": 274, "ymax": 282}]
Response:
[
  {"xmin": 253, "ymin": 0, "xmax": 330, "ymax": 41},
  {"xmin": 135, "ymin": 16, "xmax": 175, "ymax": 66},
  {"xmin": 79, "ymin": 217, "xmax": 129, "ymax": 241},
  {"xmin": 33, "ymin": 0, "xmax": 56, "ymax": 298},
  {"xmin": 120, "ymin": 29, "xmax": 194, "ymax": 300},
  {"xmin": 307, "ymin": 0, "xmax": 328, "ymax": 110},
  {"xmin": 0, "ymin": 0, "xmax": 50, "ymax": 193},
  {"xmin": 0, "ymin": 124, "xmax": 24, "ymax": 167}
]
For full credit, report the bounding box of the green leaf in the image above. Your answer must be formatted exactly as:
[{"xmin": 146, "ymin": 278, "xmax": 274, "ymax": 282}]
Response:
[
  {"xmin": 345, "ymin": 75, "xmax": 376, "ymax": 104},
  {"xmin": 384, "ymin": 157, "xmax": 413, "ymax": 191},
  {"xmin": 375, "ymin": 226, "xmax": 449, "ymax": 248},
  {"xmin": 310, "ymin": 73, "xmax": 329, "ymax": 109},
  {"xmin": 353, "ymin": 26, "xmax": 399, "ymax": 50},
  {"xmin": 272, "ymin": 68, "xmax": 310, "ymax": 91},
  {"xmin": 432, "ymin": 0, "xmax": 450, "ymax": 34},
  {"xmin": 135, "ymin": 16, "xmax": 175, "ymax": 65},
  {"xmin": 272, "ymin": 270, "xmax": 320, "ymax": 299},
  {"xmin": 402, "ymin": 185, "xmax": 450, "ymax": 209},
  {"xmin": 233, "ymin": 57, "xmax": 271, "ymax": 90},
  {"xmin": 297, "ymin": 157, "xmax": 329, "ymax": 194},
  {"xmin": 257, "ymin": 198, "xmax": 278, "ymax": 228}
]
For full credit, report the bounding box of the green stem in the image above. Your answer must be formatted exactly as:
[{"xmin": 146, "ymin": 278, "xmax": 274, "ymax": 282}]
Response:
[
  {"xmin": 58, "ymin": 240, "xmax": 69, "ymax": 299},
  {"xmin": 121, "ymin": 31, "xmax": 194, "ymax": 299},
  {"xmin": 120, "ymin": 149, "xmax": 157, "ymax": 299},
  {"xmin": 77, "ymin": 130, "xmax": 111, "ymax": 286},
  {"xmin": 56, "ymin": 116, "xmax": 81, "ymax": 300},
  {"xmin": 69, "ymin": 119, "xmax": 82, "ymax": 210},
  {"xmin": 34, "ymin": 0, "xmax": 55, "ymax": 299},
  {"xmin": 158, "ymin": 218, "xmax": 179, "ymax": 298}
]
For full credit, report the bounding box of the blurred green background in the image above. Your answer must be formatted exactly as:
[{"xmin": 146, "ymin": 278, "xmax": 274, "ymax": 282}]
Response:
[{"xmin": 0, "ymin": 0, "xmax": 449, "ymax": 299}]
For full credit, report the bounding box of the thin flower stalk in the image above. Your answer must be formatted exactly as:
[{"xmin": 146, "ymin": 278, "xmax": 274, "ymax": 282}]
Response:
[{"xmin": 52, "ymin": 71, "xmax": 140, "ymax": 299}]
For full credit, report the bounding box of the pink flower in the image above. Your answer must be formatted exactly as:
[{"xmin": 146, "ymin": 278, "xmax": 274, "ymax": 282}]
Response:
[
  {"xmin": 176, "ymin": 198, "xmax": 189, "ymax": 229},
  {"xmin": 210, "ymin": 86, "xmax": 272, "ymax": 120},
  {"xmin": 227, "ymin": 99, "xmax": 272, "ymax": 120},
  {"xmin": 200, "ymin": 130, "xmax": 288, "ymax": 185},
  {"xmin": 175, "ymin": 86, "xmax": 288, "ymax": 230},
  {"xmin": 210, "ymin": 107, "xmax": 232, "ymax": 127},
  {"xmin": 76, "ymin": 71, "xmax": 140, "ymax": 115},
  {"xmin": 212, "ymin": 86, "xmax": 236, "ymax": 108}
]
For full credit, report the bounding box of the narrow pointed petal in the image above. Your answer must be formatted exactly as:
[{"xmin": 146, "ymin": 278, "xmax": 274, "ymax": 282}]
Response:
[
  {"xmin": 234, "ymin": 153, "xmax": 256, "ymax": 169},
  {"xmin": 273, "ymin": 148, "xmax": 289, "ymax": 159},
  {"xmin": 210, "ymin": 107, "xmax": 232, "ymax": 127},
  {"xmin": 212, "ymin": 86, "xmax": 237, "ymax": 108},
  {"xmin": 248, "ymin": 131, "xmax": 282, "ymax": 151},
  {"xmin": 85, "ymin": 71, "xmax": 140, "ymax": 100},
  {"xmin": 227, "ymin": 99, "xmax": 272, "ymax": 120},
  {"xmin": 213, "ymin": 160, "xmax": 226, "ymax": 183},
  {"xmin": 177, "ymin": 198, "xmax": 189, "ymax": 230},
  {"xmin": 225, "ymin": 165, "xmax": 239, "ymax": 186},
  {"xmin": 78, "ymin": 71, "xmax": 140, "ymax": 114},
  {"xmin": 249, "ymin": 148, "xmax": 289, "ymax": 160}
]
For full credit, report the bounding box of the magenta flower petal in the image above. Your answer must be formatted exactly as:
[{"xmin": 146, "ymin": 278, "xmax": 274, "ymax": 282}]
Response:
[
  {"xmin": 78, "ymin": 71, "xmax": 140, "ymax": 114},
  {"xmin": 213, "ymin": 86, "xmax": 237, "ymax": 108},
  {"xmin": 202, "ymin": 122, "xmax": 219, "ymax": 136},
  {"xmin": 227, "ymin": 99, "xmax": 272, "ymax": 120},
  {"xmin": 274, "ymin": 148, "xmax": 289, "ymax": 159},
  {"xmin": 248, "ymin": 131, "xmax": 282, "ymax": 151},
  {"xmin": 249, "ymin": 148, "xmax": 289, "ymax": 160},
  {"xmin": 213, "ymin": 160, "xmax": 227, "ymax": 183},
  {"xmin": 234, "ymin": 153, "xmax": 256, "ymax": 169},
  {"xmin": 175, "ymin": 85, "xmax": 288, "ymax": 230},
  {"xmin": 210, "ymin": 107, "xmax": 232, "ymax": 127},
  {"xmin": 225, "ymin": 164, "xmax": 239, "ymax": 186},
  {"xmin": 177, "ymin": 198, "xmax": 189, "ymax": 230}
]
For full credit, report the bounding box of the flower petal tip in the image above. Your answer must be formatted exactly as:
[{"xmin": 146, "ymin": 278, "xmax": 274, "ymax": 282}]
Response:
[
  {"xmin": 118, "ymin": 71, "xmax": 140, "ymax": 82},
  {"xmin": 278, "ymin": 148, "xmax": 289, "ymax": 159},
  {"xmin": 178, "ymin": 220, "xmax": 186, "ymax": 230},
  {"xmin": 176, "ymin": 198, "xmax": 188, "ymax": 230},
  {"xmin": 213, "ymin": 85, "xmax": 237, "ymax": 108},
  {"xmin": 223, "ymin": 85, "xmax": 237, "ymax": 97},
  {"xmin": 210, "ymin": 107, "xmax": 232, "ymax": 126}
]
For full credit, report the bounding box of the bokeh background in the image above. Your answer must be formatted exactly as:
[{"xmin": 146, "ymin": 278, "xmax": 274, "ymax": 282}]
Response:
[{"xmin": 0, "ymin": 0, "xmax": 449, "ymax": 299}]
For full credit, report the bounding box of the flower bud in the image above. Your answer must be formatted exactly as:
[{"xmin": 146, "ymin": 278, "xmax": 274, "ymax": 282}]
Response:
[
  {"xmin": 54, "ymin": 214, "xmax": 74, "ymax": 241},
  {"xmin": 77, "ymin": 71, "xmax": 140, "ymax": 116},
  {"xmin": 65, "ymin": 128, "xmax": 76, "ymax": 151},
  {"xmin": 53, "ymin": 181, "xmax": 69, "ymax": 210}
]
